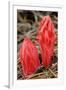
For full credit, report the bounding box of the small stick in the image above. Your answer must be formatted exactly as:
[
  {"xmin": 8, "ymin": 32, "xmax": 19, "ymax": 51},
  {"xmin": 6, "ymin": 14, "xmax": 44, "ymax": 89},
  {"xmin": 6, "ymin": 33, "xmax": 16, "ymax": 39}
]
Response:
[
  {"xmin": 51, "ymin": 63, "xmax": 57, "ymax": 68},
  {"xmin": 26, "ymin": 72, "xmax": 44, "ymax": 79},
  {"xmin": 48, "ymin": 68, "xmax": 57, "ymax": 78}
]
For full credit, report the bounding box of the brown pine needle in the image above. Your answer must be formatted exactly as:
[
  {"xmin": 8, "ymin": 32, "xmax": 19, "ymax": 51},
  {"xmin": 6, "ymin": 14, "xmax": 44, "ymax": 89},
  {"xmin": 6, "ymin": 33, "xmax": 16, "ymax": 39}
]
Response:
[
  {"xmin": 48, "ymin": 68, "xmax": 57, "ymax": 78},
  {"xmin": 26, "ymin": 72, "xmax": 44, "ymax": 79}
]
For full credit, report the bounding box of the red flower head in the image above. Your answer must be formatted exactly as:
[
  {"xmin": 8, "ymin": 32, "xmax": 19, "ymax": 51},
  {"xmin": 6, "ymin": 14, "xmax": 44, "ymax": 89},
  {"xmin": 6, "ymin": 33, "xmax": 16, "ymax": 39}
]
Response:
[
  {"xmin": 20, "ymin": 37, "xmax": 40, "ymax": 76},
  {"xmin": 36, "ymin": 16, "xmax": 56, "ymax": 69}
]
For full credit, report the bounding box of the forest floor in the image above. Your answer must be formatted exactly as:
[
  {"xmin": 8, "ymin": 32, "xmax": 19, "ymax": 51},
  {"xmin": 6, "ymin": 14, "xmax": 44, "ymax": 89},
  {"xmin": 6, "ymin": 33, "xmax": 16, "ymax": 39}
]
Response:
[{"xmin": 17, "ymin": 10, "xmax": 58, "ymax": 80}]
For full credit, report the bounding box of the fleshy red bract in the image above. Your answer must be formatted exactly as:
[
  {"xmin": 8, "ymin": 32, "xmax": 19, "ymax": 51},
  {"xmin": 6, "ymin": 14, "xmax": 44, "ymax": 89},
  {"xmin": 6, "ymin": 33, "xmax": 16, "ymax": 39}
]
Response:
[
  {"xmin": 36, "ymin": 16, "xmax": 56, "ymax": 69},
  {"xmin": 20, "ymin": 37, "xmax": 40, "ymax": 76}
]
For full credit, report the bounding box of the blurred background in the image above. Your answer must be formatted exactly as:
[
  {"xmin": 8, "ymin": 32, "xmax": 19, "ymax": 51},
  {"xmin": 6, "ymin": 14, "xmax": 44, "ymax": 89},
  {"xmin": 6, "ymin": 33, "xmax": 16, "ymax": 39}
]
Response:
[{"xmin": 17, "ymin": 10, "xmax": 58, "ymax": 80}]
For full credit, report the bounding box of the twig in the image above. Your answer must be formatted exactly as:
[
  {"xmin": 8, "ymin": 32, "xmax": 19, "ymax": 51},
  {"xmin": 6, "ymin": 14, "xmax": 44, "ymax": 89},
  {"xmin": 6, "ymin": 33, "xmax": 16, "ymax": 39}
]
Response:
[
  {"xmin": 48, "ymin": 68, "xmax": 57, "ymax": 78},
  {"xmin": 17, "ymin": 12, "xmax": 24, "ymax": 22},
  {"xmin": 26, "ymin": 72, "xmax": 44, "ymax": 79}
]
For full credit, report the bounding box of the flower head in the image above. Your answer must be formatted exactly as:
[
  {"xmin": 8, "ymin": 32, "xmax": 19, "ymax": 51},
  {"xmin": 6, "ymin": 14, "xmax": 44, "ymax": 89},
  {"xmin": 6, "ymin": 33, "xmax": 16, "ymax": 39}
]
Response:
[
  {"xmin": 36, "ymin": 16, "xmax": 56, "ymax": 68},
  {"xmin": 20, "ymin": 37, "xmax": 40, "ymax": 76}
]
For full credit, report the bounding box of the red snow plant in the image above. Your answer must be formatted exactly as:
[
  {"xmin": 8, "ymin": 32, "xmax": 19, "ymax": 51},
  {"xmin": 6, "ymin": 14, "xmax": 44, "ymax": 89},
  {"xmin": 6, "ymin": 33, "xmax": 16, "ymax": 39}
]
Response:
[
  {"xmin": 20, "ymin": 38, "xmax": 40, "ymax": 76},
  {"xmin": 19, "ymin": 16, "xmax": 56, "ymax": 77},
  {"xmin": 36, "ymin": 16, "xmax": 56, "ymax": 69}
]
